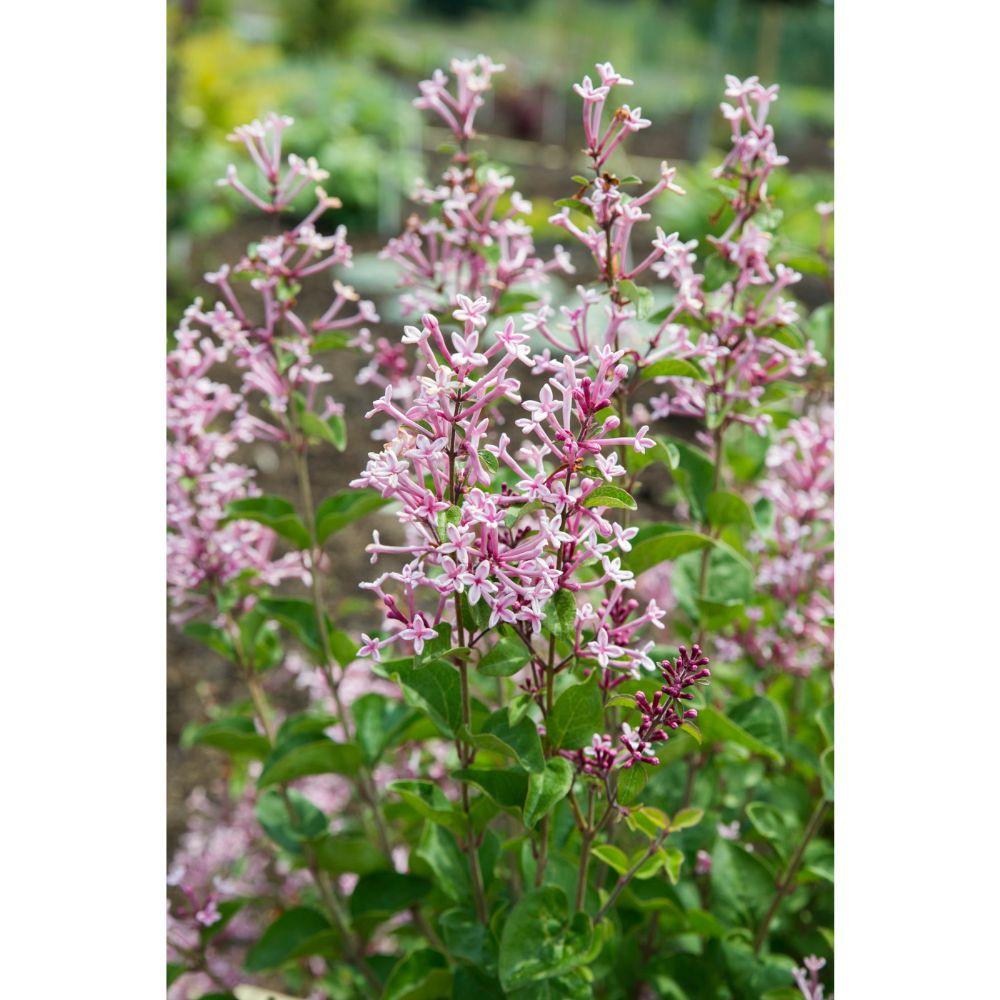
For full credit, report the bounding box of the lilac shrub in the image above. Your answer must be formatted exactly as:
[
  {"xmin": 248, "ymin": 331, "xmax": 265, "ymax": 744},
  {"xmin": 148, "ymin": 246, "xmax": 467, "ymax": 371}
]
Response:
[
  {"xmin": 169, "ymin": 60, "xmax": 834, "ymax": 1000},
  {"xmin": 723, "ymin": 407, "xmax": 834, "ymax": 675}
]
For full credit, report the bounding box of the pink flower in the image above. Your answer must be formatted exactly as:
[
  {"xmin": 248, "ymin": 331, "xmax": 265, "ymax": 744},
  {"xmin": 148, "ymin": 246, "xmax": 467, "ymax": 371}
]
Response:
[
  {"xmin": 588, "ymin": 627, "xmax": 625, "ymax": 668},
  {"xmin": 399, "ymin": 615, "xmax": 437, "ymax": 654},
  {"xmin": 453, "ymin": 294, "xmax": 490, "ymax": 329}
]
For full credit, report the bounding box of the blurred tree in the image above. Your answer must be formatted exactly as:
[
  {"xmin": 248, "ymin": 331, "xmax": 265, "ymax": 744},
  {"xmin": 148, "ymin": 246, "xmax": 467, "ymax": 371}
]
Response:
[
  {"xmin": 169, "ymin": 0, "xmax": 232, "ymax": 35},
  {"xmin": 278, "ymin": 0, "xmax": 382, "ymax": 52}
]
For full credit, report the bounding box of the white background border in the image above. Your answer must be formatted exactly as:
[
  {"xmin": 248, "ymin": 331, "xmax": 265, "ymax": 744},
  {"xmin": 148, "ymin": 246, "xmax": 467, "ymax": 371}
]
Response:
[{"xmin": 2, "ymin": 0, "xmax": 999, "ymax": 994}]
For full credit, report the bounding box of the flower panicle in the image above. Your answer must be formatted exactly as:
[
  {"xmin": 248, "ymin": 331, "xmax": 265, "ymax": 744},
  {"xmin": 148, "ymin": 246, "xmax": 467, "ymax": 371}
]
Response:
[{"xmin": 351, "ymin": 296, "xmax": 665, "ymax": 694}]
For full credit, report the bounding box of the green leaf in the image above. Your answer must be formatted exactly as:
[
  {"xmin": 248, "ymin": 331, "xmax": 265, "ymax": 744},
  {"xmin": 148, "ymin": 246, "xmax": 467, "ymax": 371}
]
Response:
[
  {"xmin": 543, "ymin": 589, "xmax": 577, "ymax": 642},
  {"xmin": 258, "ymin": 733, "xmax": 362, "ymax": 788},
  {"xmin": 351, "ymin": 693, "xmax": 416, "ymax": 766},
  {"xmin": 350, "ymin": 871, "xmax": 432, "ymax": 917},
  {"xmin": 627, "ymin": 805, "xmax": 670, "ymax": 838},
  {"xmin": 474, "ymin": 241, "xmax": 502, "ymax": 267},
  {"xmin": 255, "ymin": 788, "xmax": 327, "ymax": 855},
  {"xmin": 699, "ymin": 702, "xmax": 786, "ymax": 765},
  {"xmin": 314, "ymin": 489, "xmax": 390, "ymax": 544},
  {"xmin": 414, "ymin": 823, "xmax": 471, "ymax": 903},
  {"xmin": 591, "ymin": 844, "xmax": 630, "ymax": 875},
  {"xmin": 327, "ymin": 627, "xmax": 358, "ymax": 669},
  {"xmin": 200, "ymin": 898, "xmax": 246, "ymax": 945},
  {"xmin": 473, "ymin": 707, "xmax": 545, "ymax": 773},
  {"xmin": 553, "ymin": 197, "xmax": 593, "ymax": 218},
  {"xmin": 440, "ymin": 908, "xmax": 496, "ymax": 968},
  {"xmin": 686, "ymin": 908, "xmax": 727, "ymax": 939},
  {"xmin": 182, "ymin": 621, "xmax": 235, "ymax": 662},
  {"xmin": 453, "ymin": 767, "xmax": 529, "ymax": 812},
  {"xmin": 382, "ymin": 948, "xmax": 451, "ymax": 1000},
  {"xmin": 224, "ymin": 496, "xmax": 311, "ymax": 549},
  {"xmin": 661, "ymin": 846, "xmax": 684, "ymax": 884},
  {"xmin": 391, "ymin": 659, "xmax": 463, "ymax": 736},
  {"xmin": 236, "ymin": 609, "xmax": 282, "ymax": 671},
  {"xmin": 623, "ymin": 527, "xmax": 714, "ymax": 575},
  {"xmin": 523, "ymin": 758, "xmax": 573, "ymax": 827},
  {"xmin": 769, "ymin": 324, "xmax": 806, "ymax": 350},
  {"xmin": 582, "ymin": 484, "xmax": 637, "ymax": 511},
  {"xmin": 664, "ymin": 437, "xmax": 716, "ymax": 523},
  {"xmin": 706, "ymin": 491, "xmax": 755, "ymax": 531},
  {"xmin": 672, "ymin": 545, "xmax": 753, "ymax": 620},
  {"xmin": 256, "ymin": 597, "xmax": 324, "ymax": 658},
  {"xmin": 746, "ymin": 802, "xmax": 792, "ymax": 851},
  {"xmin": 436, "ymin": 505, "xmax": 463, "ymax": 543},
  {"xmin": 816, "ymin": 703, "xmax": 834, "ymax": 746},
  {"xmin": 548, "ymin": 677, "xmax": 603, "ymax": 750},
  {"xmin": 710, "ymin": 842, "xmax": 776, "ymax": 929},
  {"xmin": 244, "ymin": 908, "xmax": 336, "ymax": 972},
  {"xmin": 730, "ymin": 697, "xmax": 787, "ymax": 758},
  {"xmin": 495, "ymin": 290, "xmax": 542, "ymax": 316},
  {"xmin": 641, "ymin": 358, "xmax": 707, "ymax": 381},
  {"xmin": 478, "ymin": 634, "xmax": 531, "ymax": 677},
  {"xmin": 182, "ymin": 716, "xmax": 270, "ymax": 759},
  {"xmin": 313, "ymin": 833, "xmax": 387, "ymax": 876},
  {"xmin": 452, "ymin": 966, "xmax": 505, "ymax": 999},
  {"xmin": 681, "ymin": 721, "xmax": 703, "ymax": 745},
  {"xmin": 414, "ymin": 622, "xmax": 453, "ymax": 668},
  {"xmin": 604, "ymin": 694, "xmax": 635, "ymax": 710},
  {"xmin": 388, "ymin": 779, "xmax": 465, "ymax": 836},
  {"xmin": 299, "ymin": 409, "xmax": 346, "ymax": 451},
  {"xmin": 461, "ymin": 592, "xmax": 492, "ymax": 632},
  {"xmin": 631, "ymin": 847, "xmax": 668, "ymax": 880},
  {"xmin": 717, "ymin": 939, "xmax": 798, "ymax": 1000},
  {"xmin": 507, "ymin": 971, "xmax": 594, "ymax": 999},
  {"xmin": 311, "ymin": 330, "xmax": 354, "ymax": 352},
  {"xmin": 617, "ymin": 279, "xmax": 655, "ymax": 320},
  {"xmin": 661, "ymin": 439, "xmax": 681, "ymax": 469},
  {"xmin": 671, "ymin": 806, "xmax": 704, "ymax": 830},
  {"xmin": 498, "ymin": 887, "xmax": 593, "ymax": 991},
  {"xmin": 326, "ymin": 412, "xmax": 347, "ymax": 450},
  {"xmin": 507, "ymin": 692, "xmax": 535, "ymax": 726},
  {"xmin": 628, "ymin": 436, "xmax": 682, "ymax": 475},
  {"xmin": 616, "ymin": 762, "xmax": 648, "ymax": 805},
  {"xmin": 820, "ymin": 746, "xmax": 834, "ymax": 801}
]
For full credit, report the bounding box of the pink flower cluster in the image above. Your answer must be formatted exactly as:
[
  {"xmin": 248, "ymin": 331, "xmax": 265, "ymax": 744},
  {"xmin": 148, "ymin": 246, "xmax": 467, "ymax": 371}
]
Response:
[
  {"xmin": 351, "ymin": 296, "xmax": 666, "ymax": 698},
  {"xmin": 166, "ymin": 316, "xmax": 305, "ymax": 621},
  {"xmin": 167, "ymin": 781, "xmax": 289, "ymax": 999},
  {"xmin": 793, "ymin": 955, "xmax": 828, "ymax": 1000},
  {"xmin": 207, "ymin": 111, "xmax": 377, "ymax": 443},
  {"xmin": 574, "ymin": 62, "xmax": 649, "ymax": 171},
  {"xmin": 169, "ymin": 113, "xmax": 380, "ymax": 620},
  {"xmin": 638, "ymin": 76, "xmax": 824, "ymax": 435},
  {"xmin": 545, "ymin": 64, "xmax": 692, "ymax": 360},
  {"xmin": 723, "ymin": 409, "xmax": 834, "ymax": 674},
  {"xmin": 220, "ymin": 112, "xmax": 330, "ymax": 213},
  {"xmin": 381, "ymin": 56, "xmax": 572, "ymax": 321},
  {"xmin": 413, "ymin": 55, "xmax": 505, "ymax": 144}
]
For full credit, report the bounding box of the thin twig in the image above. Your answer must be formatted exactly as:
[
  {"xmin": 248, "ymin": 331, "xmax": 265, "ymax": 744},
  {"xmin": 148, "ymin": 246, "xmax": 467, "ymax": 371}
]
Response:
[{"xmin": 752, "ymin": 798, "xmax": 829, "ymax": 954}]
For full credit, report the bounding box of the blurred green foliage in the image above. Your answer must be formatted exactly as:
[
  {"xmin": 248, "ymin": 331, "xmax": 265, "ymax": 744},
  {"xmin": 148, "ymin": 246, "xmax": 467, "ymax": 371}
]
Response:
[{"xmin": 168, "ymin": 0, "xmax": 832, "ymax": 318}]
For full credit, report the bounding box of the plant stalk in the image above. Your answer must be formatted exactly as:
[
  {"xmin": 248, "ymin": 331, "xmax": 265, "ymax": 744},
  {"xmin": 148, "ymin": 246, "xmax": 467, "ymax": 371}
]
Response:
[
  {"xmin": 595, "ymin": 827, "xmax": 671, "ymax": 923},
  {"xmin": 752, "ymin": 798, "xmax": 829, "ymax": 954}
]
